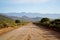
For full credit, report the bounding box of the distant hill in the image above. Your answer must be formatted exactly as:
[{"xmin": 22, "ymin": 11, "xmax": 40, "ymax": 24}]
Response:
[
  {"xmin": 0, "ymin": 13, "xmax": 59, "ymax": 25},
  {"xmin": 1, "ymin": 12, "xmax": 59, "ymax": 22},
  {"xmin": 0, "ymin": 14, "xmax": 12, "ymax": 21},
  {"xmin": 1, "ymin": 12, "xmax": 60, "ymax": 19},
  {"xmin": 20, "ymin": 16, "xmax": 42, "ymax": 22},
  {"xmin": 0, "ymin": 14, "xmax": 14, "ymax": 28},
  {"xmin": 10, "ymin": 16, "xmax": 42, "ymax": 22}
]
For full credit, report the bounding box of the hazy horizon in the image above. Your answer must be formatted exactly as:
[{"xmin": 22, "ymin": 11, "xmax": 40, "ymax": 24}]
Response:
[{"xmin": 0, "ymin": 12, "xmax": 60, "ymax": 19}]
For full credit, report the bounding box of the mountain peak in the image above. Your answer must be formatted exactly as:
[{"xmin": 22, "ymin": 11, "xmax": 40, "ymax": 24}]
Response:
[{"xmin": 22, "ymin": 16, "xmax": 29, "ymax": 18}]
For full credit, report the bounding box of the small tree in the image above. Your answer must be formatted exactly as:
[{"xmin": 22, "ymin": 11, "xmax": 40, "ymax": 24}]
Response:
[
  {"xmin": 40, "ymin": 18, "xmax": 50, "ymax": 23},
  {"xmin": 54, "ymin": 19, "xmax": 60, "ymax": 29},
  {"xmin": 15, "ymin": 20, "xmax": 20, "ymax": 23},
  {"xmin": 40, "ymin": 18, "xmax": 50, "ymax": 26},
  {"xmin": 54, "ymin": 19, "xmax": 60, "ymax": 24}
]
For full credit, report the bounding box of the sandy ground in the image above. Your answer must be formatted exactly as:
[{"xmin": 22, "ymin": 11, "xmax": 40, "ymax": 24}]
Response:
[
  {"xmin": 0, "ymin": 27, "xmax": 14, "ymax": 35},
  {"xmin": 0, "ymin": 23, "xmax": 60, "ymax": 40}
]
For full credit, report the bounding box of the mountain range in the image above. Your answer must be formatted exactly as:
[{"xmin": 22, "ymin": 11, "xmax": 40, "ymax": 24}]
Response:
[
  {"xmin": 10, "ymin": 16, "xmax": 42, "ymax": 22},
  {"xmin": 0, "ymin": 12, "xmax": 60, "ymax": 22},
  {"xmin": 1, "ymin": 12, "xmax": 60, "ymax": 19}
]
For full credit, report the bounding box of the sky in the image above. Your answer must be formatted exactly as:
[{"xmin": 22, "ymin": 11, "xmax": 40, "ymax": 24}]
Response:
[{"xmin": 0, "ymin": 0, "xmax": 60, "ymax": 14}]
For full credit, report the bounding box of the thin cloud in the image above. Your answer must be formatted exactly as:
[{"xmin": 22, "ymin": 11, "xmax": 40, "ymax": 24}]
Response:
[
  {"xmin": 0, "ymin": 0, "xmax": 51, "ymax": 4},
  {"xmin": 12, "ymin": 0, "xmax": 51, "ymax": 3}
]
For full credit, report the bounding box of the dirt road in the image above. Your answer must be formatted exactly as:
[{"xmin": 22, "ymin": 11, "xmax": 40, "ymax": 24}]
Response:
[{"xmin": 0, "ymin": 23, "xmax": 60, "ymax": 40}]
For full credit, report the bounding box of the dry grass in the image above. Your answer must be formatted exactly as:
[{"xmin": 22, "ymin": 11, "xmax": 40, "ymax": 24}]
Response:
[
  {"xmin": 0, "ymin": 23, "xmax": 29, "ymax": 35},
  {"xmin": 0, "ymin": 27, "xmax": 14, "ymax": 35}
]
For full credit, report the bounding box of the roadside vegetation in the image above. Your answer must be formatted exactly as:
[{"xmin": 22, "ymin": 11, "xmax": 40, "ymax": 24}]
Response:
[
  {"xmin": 33, "ymin": 18, "xmax": 60, "ymax": 32},
  {"xmin": 0, "ymin": 14, "xmax": 29, "ymax": 29},
  {"xmin": 0, "ymin": 14, "xmax": 29, "ymax": 34}
]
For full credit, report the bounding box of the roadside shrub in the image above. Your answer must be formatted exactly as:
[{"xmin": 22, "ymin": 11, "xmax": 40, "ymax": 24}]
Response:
[
  {"xmin": 3, "ymin": 23, "xmax": 8, "ymax": 27},
  {"xmin": 0, "ymin": 23, "xmax": 8, "ymax": 28},
  {"xmin": 40, "ymin": 18, "xmax": 50, "ymax": 27},
  {"xmin": 0, "ymin": 24, "xmax": 4, "ymax": 28},
  {"xmin": 15, "ymin": 20, "xmax": 20, "ymax": 23},
  {"xmin": 34, "ymin": 18, "xmax": 60, "ymax": 32}
]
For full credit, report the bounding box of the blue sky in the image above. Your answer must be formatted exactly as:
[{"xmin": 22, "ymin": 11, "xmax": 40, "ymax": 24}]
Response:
[{"xmin": 0, "ymin": 0, "xmax": 60, "ymax": 14}]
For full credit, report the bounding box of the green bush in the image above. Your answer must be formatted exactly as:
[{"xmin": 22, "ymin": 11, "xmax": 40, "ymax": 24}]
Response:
[
  {"xmin": 35, "ymin": 18, "xmax": 60, "ymax": 31},
  {"xmin": 40, "ymin": 18, "xmax": 50, "ymax": 26},
  {"xmin": 0, "ymin": 14, "xmax": 28, "ymax": 29},
  {"xmin": 40, "ymin": 18, "xmax": 50, "ymax": 23},
  {"xmin": 0, "ymin": 23, "xmax": 8, "ymax": 28},
  {"xmin": 15, "ymin": 20, "xmax": 20, "ymax": 23}
]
